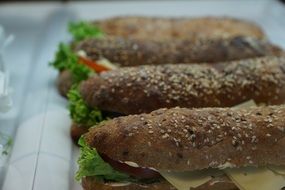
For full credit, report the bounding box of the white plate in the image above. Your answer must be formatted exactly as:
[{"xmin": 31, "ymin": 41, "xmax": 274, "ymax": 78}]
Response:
[{"xmin": 0, "ymin": 1, "xmax": 285, "ymax": 190}]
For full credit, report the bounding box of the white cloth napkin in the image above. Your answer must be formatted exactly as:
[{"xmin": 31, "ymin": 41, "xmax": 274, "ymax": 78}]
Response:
[
  {"xmin": 0, "ymin": 25, "xmax": 13, "ymax": 113},
  {"xmin": 3, "ymin": 109, "xmax": 76, "ymax": 190}
]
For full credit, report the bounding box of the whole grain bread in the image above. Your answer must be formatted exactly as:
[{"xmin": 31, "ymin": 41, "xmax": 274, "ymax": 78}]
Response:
[
  {"xmin": 57, "ymin": 70, "xmax": 73, "ymax": 97},
  {"xmin": 93, "ymin": 16, "xmax": 265, "ymax": 40},
  {"xmin": 70, "ymin": 123, "xmax": 89, "ymax": 143},
  {"xmin": 58, "ymin": 37, "xmax": 284, "ymax": 97},
  {"xmin": 75, "ymin": 36, "xmax": 283, "ymax": 67},
  {"xmin": 85, "ymin": 105, "xmax": 285, "ymax": 171},
  {"xmin": 80, "ymin": 56, "xmax": 285, "ymax": 115},
  {"xmin": 82, "ymin": 175, "xmax": 237, "ymax": 190}
]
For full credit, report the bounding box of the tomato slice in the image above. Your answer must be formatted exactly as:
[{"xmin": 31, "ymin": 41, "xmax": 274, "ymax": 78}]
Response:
[
  {"xmin": 78, "ymin": 56, "xmax": 110, "ymax": 73},
  {"xmin": 100, "ymin": 153, "xmax": 161, "ymax": 179}
]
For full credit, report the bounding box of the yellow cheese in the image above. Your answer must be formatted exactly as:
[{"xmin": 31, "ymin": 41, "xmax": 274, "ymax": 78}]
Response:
[
  {"xmin": 160, "ymin": 169, "xmax": 223, "ymax": 189},
  {"xmin": 225, "ymin": 167, "xmax": 285, "ymax": 190},
  {"xmin": 96, "ymin": 58, "xmax": 118, "ymax": 70},
  {"xmin": 268, "ymin": 166, "xmax": 285, "ymax": 176},
  {"xmin": 233, "ymin": 99, "xmax": 256, "ymax": 108}
]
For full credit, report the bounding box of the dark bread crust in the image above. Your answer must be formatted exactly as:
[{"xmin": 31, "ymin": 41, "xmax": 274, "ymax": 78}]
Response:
[
  {"xmin": 75, "ymin": 36, "xmax": 283, "ymax": 67},
  {"xmin": 70, "ymin": 123, "xmax": 89, "ymax": 144},
  {"xmin": 85, "ymin": 106, "xmax": 285, "ymax": 171},
  {"xmin": 80, "ymin": 56, "xmax": 285, "ymax": 115},
  {"xmin": 57, "ymin": 70, "xmax": 73, "ymax": 97},
  {"xmin": 93, "ymin": 16, "xmax": 265, "ymax": 40},
  {"xmin": 57, "ymin": 17, "xmax": 271, "ymax": 97},
  {"xmin": 82, "ymin": 175, "xmax": 238, "ymax": 190},
  {"xmin": 60, "ymin": 37, "xmax": 283, "ymax": 97}
]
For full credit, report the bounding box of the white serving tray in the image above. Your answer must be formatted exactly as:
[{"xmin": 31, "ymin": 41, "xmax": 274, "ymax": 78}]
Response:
[{"xmin": 0, "ymin": 0, "xmax": 285, "ymax": 189}]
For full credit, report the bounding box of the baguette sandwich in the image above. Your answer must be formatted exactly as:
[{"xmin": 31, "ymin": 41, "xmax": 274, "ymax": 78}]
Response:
[
  {"xmin": 69, "ymin": 56, "xmax": 285, "ymax": 141},
  {"xmin": 51, "ymin": 16, "xmax": 282, "ymax": 97},
  {"xmin": 82, "ymin": 16, "xmax": 267, "ymax": 41},
  {"xmin": 54, "ymin": 36, "xmax": 283, "ymax": 97},
  {"xmin": 77, "ymin": 105, "xmax": 285, "ymax": 190}
]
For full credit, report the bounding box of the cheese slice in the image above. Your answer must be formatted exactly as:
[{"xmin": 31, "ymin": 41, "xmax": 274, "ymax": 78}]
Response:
[
  {"xmin": 225, "ymin": 167, "xmax": 285, "ymax": 190},
  {"xmin": 160, "ymin": 169, "xmax": 223, "ymax": 189},
  {"xmin": 234, "ymin": 99, "xmax": 257, "ymax": 108},
  {"xmin": 96, "ymin": 58, "xmax": 118, "ymax": 70},
  {"xmin": 268, "ymin": 166, "xmax": 285, "ymax": 176}
]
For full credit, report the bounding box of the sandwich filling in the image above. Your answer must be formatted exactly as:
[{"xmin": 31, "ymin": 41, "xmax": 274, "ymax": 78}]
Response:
[
  {"xmin": 51, "ymin": 43, "xmax": 93, "ymax": 83},
  {"xmin": 76, "ymin": 137, "xmax": 285, "ymax": 189},
  {"xmin": 76, "ymin": 138, "xmax": 162, "ymax": 184},
  {"xmin": 68, "ymin": 87, "xmax": 123, "ymax": 128},
  {"xmin": 69, "ymin": 21, "xmax": 104, "ymax": 42},
  {"xmin": 68, "ymin": 88, "xmax": 104, "ymax": 126},
  {"xmin": 50, "ymin": 22, "xmax": 106, "ymax": 85}
]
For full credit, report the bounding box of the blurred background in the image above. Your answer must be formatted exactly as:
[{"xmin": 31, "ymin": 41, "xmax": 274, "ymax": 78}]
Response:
[{"xmin": 0, "ymin": 0, "xmax": 282, "ymax": 2}]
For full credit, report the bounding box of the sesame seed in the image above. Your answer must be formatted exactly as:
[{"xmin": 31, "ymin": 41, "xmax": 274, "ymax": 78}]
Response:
[
  {"xmin": 162, "ymin": 133, "xmax": 169, "ymax": 139},
  {"xmin": 251, "ymin": 136, "xmax": 257, "ymax": 143},
  {"xmin": 187, "ymin": 160, "xmax": 190, "ymax": 165},
  {"xmin": 237, "ymin": 146, "xmax": 243, "ymax": 151}
]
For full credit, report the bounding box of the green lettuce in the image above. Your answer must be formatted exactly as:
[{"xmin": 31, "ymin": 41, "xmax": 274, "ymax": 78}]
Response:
[
  {"xmin": 76, "ymin": 137, "xmax": 132, "ymax": 182},
  {"xmin": 0, "ymin": 133, "xmax": 12, "ymax": 155},
  {"xmin": 50, "ymin": 43, "xmax": 92, "ymax": 83},
  {"xmin": 50, "ymin": 21, "xmax": 104, "ymax": 84},
  {"xmin": 69, "ymin": 21, "xmax": 104, "ymax": 41},
  {"xmin": 68, "ymin": 87, "xmax": 104, "ymax": 126}
]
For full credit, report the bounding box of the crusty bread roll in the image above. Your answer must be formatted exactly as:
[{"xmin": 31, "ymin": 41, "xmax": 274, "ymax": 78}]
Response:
[
  {"xmin": 57, "ymin": 70, "xmax": 73, "ymax": 97},
  {"xmin": 70, "ymin": 123, "xmax": 89, "ymax": 143},
  {"xmin": 75, "ymin": 36, "xmax": 282, "ymax": 67},
  {"xmin": 93, "ymin": 16, "xmax": 265, "ymax": 40},
  {"xmin": 59, "ymin": 37, "xmax": 283, "ymax": 97},
  {"xmin": 82, "ymin": 105, "xmax": 285, "ymax": 190},
  {"xmin": 82, "ymin": 175, "xmax": 238, "ymax": 190},
  {"xmin": 80, "ymin": 56, "xmax": 285, "ymax": 115},
  {"xmin": 58, "ymin": 16, "xmax": 275, "ymax": 97},
  {"xmin": 85, "ymin": 105, "xmax": 285, "ymax": 171}
]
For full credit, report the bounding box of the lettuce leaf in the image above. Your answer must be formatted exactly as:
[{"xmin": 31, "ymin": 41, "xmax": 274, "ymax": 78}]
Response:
[
  {"xmin": 69, "ymin": 21, "xmax": 104, "ymax": 41},
  {"xmin": 0, "ymin": 133, "xmax": 12, "ymax": 155},
  {"xmin": 67, "ymin": 87, "xmax": 104, "ymax": 126},
  {"xmin": 76, "ymin": 137, "xmax": 132, "ymax": 182},
  {"xmin": 50, "ymin": 43, "xmax": 92, "ymax": 83},
  {"xmin": 50, "ymin": 21, "xmax": 104, "ymax": 83}
]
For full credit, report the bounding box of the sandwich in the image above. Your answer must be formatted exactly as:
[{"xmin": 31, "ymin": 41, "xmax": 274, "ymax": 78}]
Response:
[
  {"xmin": 72, "ymin": 16, "xmax": 267, "ymax": 41},
  {"xmin": 76, "ymin": 105, "xmax": 285, "ymax": 190},
  {"xmin": 69, "ymin": 56, "xmax": 285, "ymax": 141},
  {"xmin": 51, "ymin": 16, "xmax": 282, "ymax": 97},
  {"xmin": 52, "ymin": 36, "xmax": 283, "ymax": 97}
]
